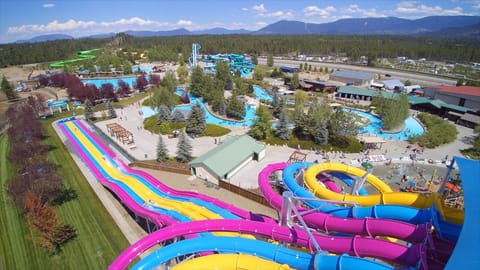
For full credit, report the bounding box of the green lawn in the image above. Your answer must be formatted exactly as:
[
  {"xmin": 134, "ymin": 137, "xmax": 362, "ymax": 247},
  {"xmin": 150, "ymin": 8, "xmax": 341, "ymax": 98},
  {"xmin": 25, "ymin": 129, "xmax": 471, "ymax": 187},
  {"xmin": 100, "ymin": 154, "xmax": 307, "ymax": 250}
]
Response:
[{"xmin": 0, "ymin": 116, "xmax": 130, "ymax": 269}]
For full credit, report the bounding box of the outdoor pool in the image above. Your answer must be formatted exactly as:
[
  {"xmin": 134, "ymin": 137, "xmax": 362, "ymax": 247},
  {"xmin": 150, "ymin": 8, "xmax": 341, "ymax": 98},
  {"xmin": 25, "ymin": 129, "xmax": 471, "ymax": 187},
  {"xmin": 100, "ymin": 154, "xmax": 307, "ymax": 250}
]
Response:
[
  {"xmin": 351, "ymin": 109, "xmax": 424, "ymax": 140},
  {"xmin": 82, "ymin": 76, "xmax": 137, "ymax": 88},
  {"xmin": 142, "ymin": 88, "xmax": 257, "ymax": 127}
]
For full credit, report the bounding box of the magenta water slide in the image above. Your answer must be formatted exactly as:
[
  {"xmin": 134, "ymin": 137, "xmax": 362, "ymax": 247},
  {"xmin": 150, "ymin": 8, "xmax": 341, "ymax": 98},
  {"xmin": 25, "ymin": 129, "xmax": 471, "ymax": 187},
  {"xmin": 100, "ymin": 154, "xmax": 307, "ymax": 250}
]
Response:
[
  {"xmin": 58, "ymin": 121, "xmax": 177, "ymax": 226},
  {"xmin": 76, "ymin": 120, "xmax": 274, "ymax": 223},
  {"xmin": 258, "ymin": 162, "xmax": 429, "ymax": 243},
  {"xmin": 109, "ymin": 219, "xmax": 421, "ymax": 269}
]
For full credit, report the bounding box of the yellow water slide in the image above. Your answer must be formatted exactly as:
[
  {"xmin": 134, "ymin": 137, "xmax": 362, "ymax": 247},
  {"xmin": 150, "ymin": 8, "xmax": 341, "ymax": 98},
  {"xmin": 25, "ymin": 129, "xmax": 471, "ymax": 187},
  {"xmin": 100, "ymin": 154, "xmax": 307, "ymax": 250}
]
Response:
[
  {"xmin": 171, "ymin": 254, "xmax": 291, "ymax": 270},
  {"xmin": 66, "ymin": 122, "xmax": 237, "ymax": 232},
  {"xmin": 303, "ymin": 162, "xmax": 436, "ymax": 208}
]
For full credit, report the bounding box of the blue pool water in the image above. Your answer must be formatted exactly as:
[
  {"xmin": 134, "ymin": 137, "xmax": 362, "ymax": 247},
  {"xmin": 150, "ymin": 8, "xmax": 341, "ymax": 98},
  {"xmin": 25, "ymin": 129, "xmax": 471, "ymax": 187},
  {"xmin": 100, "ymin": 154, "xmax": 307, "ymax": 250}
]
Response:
[
  {"xmin": 254, "ymin": 85, "xmax": 273, "ymax": 102},
  {"xmin": 351, "ymin": 109, "xmax": 424, "ymax": 140},
  {"xmin": 82, "ymin": 76, "xmax": 138, "ymax": 88}
]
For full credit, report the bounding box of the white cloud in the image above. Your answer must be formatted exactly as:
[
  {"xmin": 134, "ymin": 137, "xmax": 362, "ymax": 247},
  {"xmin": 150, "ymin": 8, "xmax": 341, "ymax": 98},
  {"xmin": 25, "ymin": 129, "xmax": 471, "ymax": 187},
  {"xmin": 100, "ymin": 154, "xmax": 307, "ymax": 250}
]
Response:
[
  {"xmin": 42, "ymin": 3, "xmax": 55, "ymax": 8},
  {"xmin": 395, "ymin": 2, "xmax": 465, "ymax": 16},
  {"xmin": 176, "ymin": 20, "xmax": 193, "ymax": 26},
  {"xmin": 241, "ymin": 7, "xmax": 248, "ymax": 11},
  {"xmin": 303, "ymin": 6, "xmax": 336, "ymax": 17},
  {"xmin": 248, "ymin": 3, "xmax": 294, "ymax": 19},
  {"xmin": 252, "ymin": 4, "xmax": 266, "ymax": 13}
]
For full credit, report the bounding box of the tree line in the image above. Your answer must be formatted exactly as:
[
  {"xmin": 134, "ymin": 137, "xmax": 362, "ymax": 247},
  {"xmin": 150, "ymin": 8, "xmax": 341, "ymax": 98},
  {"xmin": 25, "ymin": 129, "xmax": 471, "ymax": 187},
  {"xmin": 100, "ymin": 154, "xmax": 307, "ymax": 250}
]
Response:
[
  {"xmin": 1, "ymin": 33, "xmax": 479, "ymax": 67},
  {"xmin": 5, "ymin": 95, "xmax": 77, "ymax": 254}
]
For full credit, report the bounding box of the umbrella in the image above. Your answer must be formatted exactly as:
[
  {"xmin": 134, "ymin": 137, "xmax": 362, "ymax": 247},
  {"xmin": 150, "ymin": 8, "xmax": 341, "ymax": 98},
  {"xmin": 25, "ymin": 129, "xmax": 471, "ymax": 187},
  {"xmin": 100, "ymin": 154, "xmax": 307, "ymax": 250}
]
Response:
[{"xmin": 407, "ymin": 181, "xmax": 415, "ymax": 187}]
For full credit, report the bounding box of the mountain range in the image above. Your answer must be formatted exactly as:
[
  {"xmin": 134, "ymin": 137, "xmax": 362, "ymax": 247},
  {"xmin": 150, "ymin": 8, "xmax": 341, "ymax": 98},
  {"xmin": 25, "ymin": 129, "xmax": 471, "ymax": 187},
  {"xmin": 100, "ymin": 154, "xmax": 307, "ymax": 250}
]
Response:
[{"xmin": 15, "ymin": 15, "xmax": 480, "ymax": 43}]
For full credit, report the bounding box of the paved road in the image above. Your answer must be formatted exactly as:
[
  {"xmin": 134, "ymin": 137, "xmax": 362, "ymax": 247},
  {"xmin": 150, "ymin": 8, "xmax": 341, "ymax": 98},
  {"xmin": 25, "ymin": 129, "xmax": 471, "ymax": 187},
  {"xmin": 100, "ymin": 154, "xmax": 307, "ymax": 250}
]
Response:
[{"xmin": 258, "ymin": 58, "xmax": 457, "ymax": 86}]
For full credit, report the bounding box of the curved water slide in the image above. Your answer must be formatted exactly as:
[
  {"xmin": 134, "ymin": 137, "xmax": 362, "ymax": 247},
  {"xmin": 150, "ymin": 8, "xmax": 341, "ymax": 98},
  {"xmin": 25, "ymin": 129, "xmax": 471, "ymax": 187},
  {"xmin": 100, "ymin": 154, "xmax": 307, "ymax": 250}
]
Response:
[
  {"xmin": 259, "ymin": 162, "xmax": 429, "ymax": 242},
  {"xmin": 110, "ymin": 220, "xmax": 415, "ymax": 269},
  {"xmin": 283, "ymin": 162, "xmax": 433, "ymax": 224},
  {"xmin": 49, "ymin": 48, "xmax": 102, "ymax": 68},
  {"xmin": 134, "ymin": 236, "xmax": 395, "ymax": 270},
  {"xmin": 304, "ymin": 162, "xmax": 437, "ymax": 208},
  {"xmin": 74, "ymin": 119, "xmax": 273, "ymax": 223}
]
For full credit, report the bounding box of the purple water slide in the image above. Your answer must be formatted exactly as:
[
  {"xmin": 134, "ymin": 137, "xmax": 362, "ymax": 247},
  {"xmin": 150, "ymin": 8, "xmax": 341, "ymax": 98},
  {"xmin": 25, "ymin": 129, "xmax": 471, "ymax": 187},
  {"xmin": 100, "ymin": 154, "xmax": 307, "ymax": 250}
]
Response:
[
  {"xmin": 58, "ymin": 121, "xmax": 176, "ymax": 226},
  {"xmin": 77, "ymin": 119, "xmax": 274, "ymax": 223},
  {"xmin": 259, "ymin": 163, "xmax": 428, "ymax": 243},
  {"xmin": 109, "ymin": 219, "xmax": 421, "ymax": 269}
]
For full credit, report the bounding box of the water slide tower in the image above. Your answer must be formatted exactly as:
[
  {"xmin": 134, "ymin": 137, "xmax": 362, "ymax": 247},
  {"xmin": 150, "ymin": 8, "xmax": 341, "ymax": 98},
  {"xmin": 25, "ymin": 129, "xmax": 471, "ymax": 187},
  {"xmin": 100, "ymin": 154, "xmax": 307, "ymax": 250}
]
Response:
[{"xmin": 188, "ymin": 43, "xmax": 201, "ymax": 68}]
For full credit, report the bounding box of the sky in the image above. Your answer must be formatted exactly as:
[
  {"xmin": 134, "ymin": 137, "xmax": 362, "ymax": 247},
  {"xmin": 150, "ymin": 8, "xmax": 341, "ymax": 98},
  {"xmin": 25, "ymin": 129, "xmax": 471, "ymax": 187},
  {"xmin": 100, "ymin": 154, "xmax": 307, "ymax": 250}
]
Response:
[{"xmin": 1, "ymin": 0, "xmax": 479, "ymax": 43}]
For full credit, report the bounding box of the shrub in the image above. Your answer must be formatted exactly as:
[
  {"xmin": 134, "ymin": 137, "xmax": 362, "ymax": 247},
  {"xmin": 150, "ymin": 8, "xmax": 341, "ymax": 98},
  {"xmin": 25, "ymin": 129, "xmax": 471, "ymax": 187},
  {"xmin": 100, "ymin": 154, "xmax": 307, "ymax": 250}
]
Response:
[{"xmin": 410, "ymin": 113, "xmax": 458, "ymax": 148}]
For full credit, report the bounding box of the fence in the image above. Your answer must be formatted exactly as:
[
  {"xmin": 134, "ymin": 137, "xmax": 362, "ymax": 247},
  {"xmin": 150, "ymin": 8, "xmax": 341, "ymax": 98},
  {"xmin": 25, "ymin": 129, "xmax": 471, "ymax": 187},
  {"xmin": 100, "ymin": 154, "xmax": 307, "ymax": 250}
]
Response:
[
  {"xmin": 129, "ymin": 161, "xmax": 190, "ymax": 175},
  {"xmin": 218, "ymin": 179, "xmax": 272, "ymax": 208}
]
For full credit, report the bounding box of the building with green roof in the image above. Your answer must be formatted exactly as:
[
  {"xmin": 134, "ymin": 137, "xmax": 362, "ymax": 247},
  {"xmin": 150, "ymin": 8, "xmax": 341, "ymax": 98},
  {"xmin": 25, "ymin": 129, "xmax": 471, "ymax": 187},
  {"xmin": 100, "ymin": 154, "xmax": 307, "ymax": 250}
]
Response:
[{"xmin": 188, "ymin": 135, "xmax": 266, "ymax": 185}]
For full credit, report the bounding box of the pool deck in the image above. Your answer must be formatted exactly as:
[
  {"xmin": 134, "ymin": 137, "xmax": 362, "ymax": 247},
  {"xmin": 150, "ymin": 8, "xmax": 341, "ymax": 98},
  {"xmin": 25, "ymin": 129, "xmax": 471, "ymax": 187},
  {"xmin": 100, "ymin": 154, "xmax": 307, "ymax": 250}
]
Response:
[{"xmin": 95, "ymin": 101, "xmax": 476, "ymax": 190}]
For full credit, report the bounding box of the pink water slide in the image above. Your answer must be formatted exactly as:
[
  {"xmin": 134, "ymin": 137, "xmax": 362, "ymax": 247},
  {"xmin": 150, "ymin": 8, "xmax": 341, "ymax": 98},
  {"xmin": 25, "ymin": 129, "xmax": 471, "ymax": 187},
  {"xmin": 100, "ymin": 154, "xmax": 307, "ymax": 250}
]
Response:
[
  {"xmin": 109, "ymin": 219, "xmax": 421, "ymax": 269},
  {"xmin": 258, "ymin": 162, "xmax": 429, "ymax": 243}
]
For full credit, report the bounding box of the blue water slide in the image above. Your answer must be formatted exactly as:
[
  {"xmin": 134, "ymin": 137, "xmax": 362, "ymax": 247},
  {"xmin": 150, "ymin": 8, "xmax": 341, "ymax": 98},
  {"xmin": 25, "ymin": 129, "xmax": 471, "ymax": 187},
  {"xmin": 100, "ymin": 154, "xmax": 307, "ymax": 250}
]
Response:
[
  {"xmin": 73, "ymin": 121, "xmax": 240, "ymax": 220},
  {"xmin": 132, "ymin": 236, "xmax": 394, "ymax": 270},
  {"xmin": 60, "ymin": 122, "xmax": 192, "ymax": 223},
  {"xmin": 283, "ymin": 162, "xmax": 431, "ymax": 224}
]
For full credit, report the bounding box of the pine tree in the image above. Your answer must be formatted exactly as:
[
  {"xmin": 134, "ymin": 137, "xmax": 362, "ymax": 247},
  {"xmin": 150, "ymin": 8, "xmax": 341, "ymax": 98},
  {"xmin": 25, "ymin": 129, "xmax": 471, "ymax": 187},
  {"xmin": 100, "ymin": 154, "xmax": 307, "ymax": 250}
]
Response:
[
  {"xmin": 156, "ymin": 105, "xmax": 171, "ymax": 125},
  {"xmin": 291, "ymin": 73, "xmax": 300, "ymax": 90},
  {"xmin": 274, "ymin": 109, "xmax": 291, "ymax": 140},
  {"xmin": 171, "ymin": 110, "xmax": 185, "ymax": 122},
  {"xmin": 176, "ymin": 131, "xmax": 192, "ymax": 163},
  {"xmin": 107, "ymin": 101, "xmax": 117, "ymax": 118},
  {"xmin": 314, "ymin": 121, "xmax": 329, "ymax": 145},
  {"xmin": 226, "ymin": 94, "xmax": 245, "ymax": 120},
  {"xmin": 84, "ymin": 99, "xmax": 94, "ymax": 120},
  {"xmin": 272, "ymin": 93, "xmax": 284, "ymax": 119},
  {"xmin": 156, "ymin": 135, "xmax": 169, "ymax": 162},
  {"xmin": 186, "ymin": 103, "xmax": 206, "ymax": 135},
  {"xmin": 218, "ymin": 99, "xmax": 226, "ymax": 116},
  {"xmin": 1, "ymin": 76, "xmax": 17, "ymax": 100}
]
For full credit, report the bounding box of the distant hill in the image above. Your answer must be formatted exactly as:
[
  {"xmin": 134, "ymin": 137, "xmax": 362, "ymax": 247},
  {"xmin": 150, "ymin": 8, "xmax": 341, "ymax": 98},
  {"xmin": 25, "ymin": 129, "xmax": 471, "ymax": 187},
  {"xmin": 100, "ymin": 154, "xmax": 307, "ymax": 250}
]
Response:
[
  {"xmin": 192, "ymin": 27, "xmax": 251, "ymax": 35},
  {"xmin": 255, "ymin": 16, "xmax": 480, "ymax": 35},
  {"xmin": 15, "ymin": 34, "xmax": 73, "ymax": 43},
  {"xmin": 13, "ymin": 15, "xmax": 480, "ymax": 43},
  {"xmin": 124, "ymin": 28, "xmax": 192, "ymax": 37},
  {"xmin": 423, "ymin": 22, "xmax": 480, "ymax": 39}
]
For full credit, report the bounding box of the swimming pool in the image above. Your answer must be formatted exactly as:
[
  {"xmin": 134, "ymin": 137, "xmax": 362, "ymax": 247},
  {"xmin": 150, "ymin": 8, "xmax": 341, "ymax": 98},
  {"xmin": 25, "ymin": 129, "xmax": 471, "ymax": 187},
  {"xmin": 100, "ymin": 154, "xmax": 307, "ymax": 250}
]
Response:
[
  {"xmin": 142, "ymin": 89, "xmax": 258, "ymax": 127},
  {"xmin": 351, "ymin": 109, "xmax": 424, "ymax": 140},
  {"xmin": 82, "ymin": 76, "xmax": 138, "ymax": 88},
  {"xmin": 254, "ymin": 85, "xmax": 273, "ymax": 102}
]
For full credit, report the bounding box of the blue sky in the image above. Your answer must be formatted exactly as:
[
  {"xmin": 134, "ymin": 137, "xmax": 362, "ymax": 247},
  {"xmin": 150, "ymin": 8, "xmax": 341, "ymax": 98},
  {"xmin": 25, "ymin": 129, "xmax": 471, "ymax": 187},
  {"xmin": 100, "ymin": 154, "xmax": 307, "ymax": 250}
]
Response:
[{"xmin": 1, "ymin": 0, "xmax": 479, "ymax": 43}]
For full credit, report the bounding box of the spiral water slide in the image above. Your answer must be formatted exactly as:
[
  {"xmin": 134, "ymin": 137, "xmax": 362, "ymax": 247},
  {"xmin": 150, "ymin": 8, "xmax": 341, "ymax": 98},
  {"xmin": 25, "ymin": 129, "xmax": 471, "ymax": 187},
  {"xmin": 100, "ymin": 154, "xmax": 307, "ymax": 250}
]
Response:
[
  {"xmin": 304, "ymin": 162, "xmax": 437, "ymax": 208},
  {"xmin": 259, "ymin": 162, "xmax": 429, "ymax": 242},
  {"xmin": 49, "ymin": 48, "xmax": 102, "ymax": 68}
]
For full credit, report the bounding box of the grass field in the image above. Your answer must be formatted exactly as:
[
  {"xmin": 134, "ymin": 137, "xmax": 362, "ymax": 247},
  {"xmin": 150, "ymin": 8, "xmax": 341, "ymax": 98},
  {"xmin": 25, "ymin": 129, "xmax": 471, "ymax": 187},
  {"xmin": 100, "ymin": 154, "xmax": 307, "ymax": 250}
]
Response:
[{"xmin": 0, "ymin": 113, "xmax": 130, "ymax": 269}]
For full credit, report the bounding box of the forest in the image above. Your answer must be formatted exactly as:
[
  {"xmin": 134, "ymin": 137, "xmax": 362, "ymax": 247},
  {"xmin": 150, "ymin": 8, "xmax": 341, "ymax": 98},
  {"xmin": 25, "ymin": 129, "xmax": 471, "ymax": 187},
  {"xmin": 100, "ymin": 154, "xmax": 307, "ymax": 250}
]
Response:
[{"xmin": 1, "ymin": 33, "xmax": 479, "ymax": 67}]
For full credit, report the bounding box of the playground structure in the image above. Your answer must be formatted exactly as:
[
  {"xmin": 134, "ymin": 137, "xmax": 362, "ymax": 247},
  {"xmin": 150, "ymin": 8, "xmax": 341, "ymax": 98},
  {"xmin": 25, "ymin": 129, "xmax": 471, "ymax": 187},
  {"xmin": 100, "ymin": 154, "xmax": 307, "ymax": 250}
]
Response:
[
  {"xmin": 55, "ymin": 116, "xmax": 476, "ymax": 269},
  {"xmin": 49, "ymin": 48, "xmax": 102, "ymax": 69},
  {"xmin": 106, "ymin": 123, "xmax": 134, "ymax": 146},
  {"xmin": 47, "ymin": 99, "xmax": 70, "ymax": 114}
]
